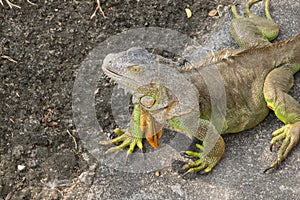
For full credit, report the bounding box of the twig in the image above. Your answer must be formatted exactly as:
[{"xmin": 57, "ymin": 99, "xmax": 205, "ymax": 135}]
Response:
[
  {"xmin": 0, "ymin": 0, "xmax": 37, "ymax": 8},
  {"xmin": 90, "ymin": 0, "xmax": 107, "ymax": 19},
  {"xmin": 0, "ymin": 0, "xmax": 21, "ymax": 9},
  {"xmin": 27, "ymin": 0, "xmax": 37, "ymax": 6},
  {"xmin": 67, "ymin": 130, "xmax": 78, "ymax": 151},
  {"xmin": 5, "ymin": 191, "xmax": 13, "ymax": 200},
  {"xmin": 1, "ymin": 54, "xmax": 18, "ymax": 63}
]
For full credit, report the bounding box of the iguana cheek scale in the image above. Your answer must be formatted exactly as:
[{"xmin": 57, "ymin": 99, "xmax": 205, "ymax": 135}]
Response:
[{"xmin": 100, "ymin": 0, "xmax": 300, "ymax": 173}]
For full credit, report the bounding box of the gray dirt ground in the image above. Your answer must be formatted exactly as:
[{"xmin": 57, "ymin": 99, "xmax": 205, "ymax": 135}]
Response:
[{"xmin": 0, "ymin": 0, "xmax": 299, "ymax": 199}]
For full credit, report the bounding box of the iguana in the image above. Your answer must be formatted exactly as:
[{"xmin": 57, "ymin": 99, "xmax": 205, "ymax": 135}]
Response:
[{"xmin": 100, "ymin": 0, "xmax": 300, "ymax": 173}]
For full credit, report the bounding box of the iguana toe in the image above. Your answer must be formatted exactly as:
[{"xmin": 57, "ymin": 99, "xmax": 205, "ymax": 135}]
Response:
[
  {"xmin": 183, "ymin": 154, "xmax": 218, "ymax": 173},
  {"xmin": 269, "ymin": 122, "xmax": 300, "ymax": 169},
  {"xmin": 100, "ymin": 128, "xmax": 143, "ymax": 155},
  {"xmin": 183, "ymin": 143, "xmax": 220, "ymax": 173}
]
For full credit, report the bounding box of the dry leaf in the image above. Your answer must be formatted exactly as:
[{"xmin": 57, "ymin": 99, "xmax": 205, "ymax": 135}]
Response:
[
  {"xmin": 185, "ymin": 8, "xmax": 192, "ymax": 18},
  {"xmin": 208, "ymin": 8, "xmax": 218, "ymax": 17}
]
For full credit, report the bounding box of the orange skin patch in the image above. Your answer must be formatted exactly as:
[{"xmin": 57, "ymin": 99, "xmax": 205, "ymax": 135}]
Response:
[
  {"xmin": 140, "ymin": 107, "xmax": 162, "ymax": 148},
  {"xmin": 267, "ymin": 105, "xmax": 273, "ymax": 110}
]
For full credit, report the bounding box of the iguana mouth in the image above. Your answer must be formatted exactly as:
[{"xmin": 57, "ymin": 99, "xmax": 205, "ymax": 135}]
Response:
[
  {"xmin": 102, "ymin": 66, "xmax": 121, "ymax": 77},
  {"xmin": 102, "ymin": 65, "xmax": 140, "ymax": 90}
]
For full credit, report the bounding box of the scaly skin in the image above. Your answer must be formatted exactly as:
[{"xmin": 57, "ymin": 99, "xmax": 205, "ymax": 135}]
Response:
[
  {"xmin": 100, "ymin": 104, "xmax": 143, "ymax": 155},
  {"xmin": 101, "ymin": 0, "xmax": 300, "ymax": 173}
]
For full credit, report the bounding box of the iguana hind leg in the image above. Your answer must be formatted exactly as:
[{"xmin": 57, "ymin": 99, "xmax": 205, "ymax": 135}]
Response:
[
  {"xmin": 263, "ymin": 65, "xmax": 300, "ymax": 169},
  {"xmin": 169, "ymin": 117, "xmax": 225, "ymax": 173},
  {"xmin": 183, "ymin": 135, "xmax": 225, "ymax": 173},
  {"xmin": 230, "ymin": 0, "xmax": 279, "ymax": 48}
]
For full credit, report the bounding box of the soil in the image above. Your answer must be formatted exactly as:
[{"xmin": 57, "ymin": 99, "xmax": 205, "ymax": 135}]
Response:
[
  {"xmin": 0, "ymin": 0, "xmax": 299, "ymax": 200},
  {"xmin": 0, "ymin": 0, "xmax": 222, "ymax": 199}
]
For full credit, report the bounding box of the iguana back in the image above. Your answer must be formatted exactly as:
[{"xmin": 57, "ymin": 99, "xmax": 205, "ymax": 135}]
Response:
[{"xmin": 186, "ymin": 33, "xmax": 300, "ymax": 133}]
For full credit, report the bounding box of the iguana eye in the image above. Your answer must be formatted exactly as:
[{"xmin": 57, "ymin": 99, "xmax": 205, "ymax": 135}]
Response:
[
  {"xmin": 140, "ymin": 96, "xmax": 156, "ymax": 108},
  {"xmin": 127, "ymin": 65, "xmax": 144, "ymax": 73}
]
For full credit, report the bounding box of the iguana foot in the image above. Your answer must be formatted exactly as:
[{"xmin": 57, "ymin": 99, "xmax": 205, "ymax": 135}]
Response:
[
  {"xmin": 230, "ymin": 0, "xmax": 279, "ymax": 48},
  {"xmin": 183, "ymin": 143, "xmax": 222, "ymax": 173},
  {"xmin": 100, "ymin": 128, "xmax": 143, "ymax": 155},
  {"xmin": 268, "ymin": 122, "xmax": 300, "ymax": 170}
]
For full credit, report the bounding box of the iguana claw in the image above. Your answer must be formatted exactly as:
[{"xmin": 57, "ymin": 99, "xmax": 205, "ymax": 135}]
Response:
[
  {"xmin": 100, "ymin": 128, "xmax": 143, "ymax": 155},
  {"xmin": 267, "ymin": 122, "xmax": 300, "ymax": 170},
  {"xmin": 183, "ymin": 143, "xmax": 218, "ymax": 173}
]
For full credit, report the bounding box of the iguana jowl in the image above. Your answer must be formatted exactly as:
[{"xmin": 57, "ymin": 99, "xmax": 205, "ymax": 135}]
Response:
[{"xmin": 101, "ymin": 0, "xmax": 300, "ymax": 173}]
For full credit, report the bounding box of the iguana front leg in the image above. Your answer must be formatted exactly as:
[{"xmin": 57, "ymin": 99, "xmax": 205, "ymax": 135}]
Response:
[
  {"xmin": 100, "ymin": 104, "xmax": 163, "ymax": 155},
  {"xmin": 168, "ymin": 116, "xmax": 225, "ymax": 173},
  {"xmin": 263, "ymin": 64, "xmax": 300, "ymax": 170},
  {"xmin": 100, "ymin": 104, "xmax": 144, "ymax": 155}
]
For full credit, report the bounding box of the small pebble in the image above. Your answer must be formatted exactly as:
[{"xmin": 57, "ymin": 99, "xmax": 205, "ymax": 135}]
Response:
[
  {"xmin": 17, "ymin": 165, "xmax": 26, "ymax": 171},
  {"xmin": 155, "ymin": 171, "xmax": 161, "ymax": 177}
]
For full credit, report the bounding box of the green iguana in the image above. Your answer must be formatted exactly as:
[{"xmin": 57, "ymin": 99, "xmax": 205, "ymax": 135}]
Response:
[{"xmin": 100, "ymin": 0, "xmax": 300, "ymax": 173}]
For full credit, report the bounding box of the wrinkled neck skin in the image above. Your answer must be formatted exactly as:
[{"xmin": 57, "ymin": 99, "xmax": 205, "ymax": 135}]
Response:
[
  {"xmin": 151, "ymin": 63, "xmax": 200, "ymax": 119},
  {"xmin": 139, "ymin": 70, "xmax": 202, "ymax": 138},
  {"xmin": 135, "ymin": 62, "xmax": 200, "ymax": 127}
]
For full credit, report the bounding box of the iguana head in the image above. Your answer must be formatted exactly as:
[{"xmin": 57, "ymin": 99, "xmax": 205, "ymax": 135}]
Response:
[
  {"xmin": 102, "ymin": 47, "xmax": 160, "ymax": 91},
  {"xmin": 103, "ymin": 47, "xmax": 200, "ymax": 120}
]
